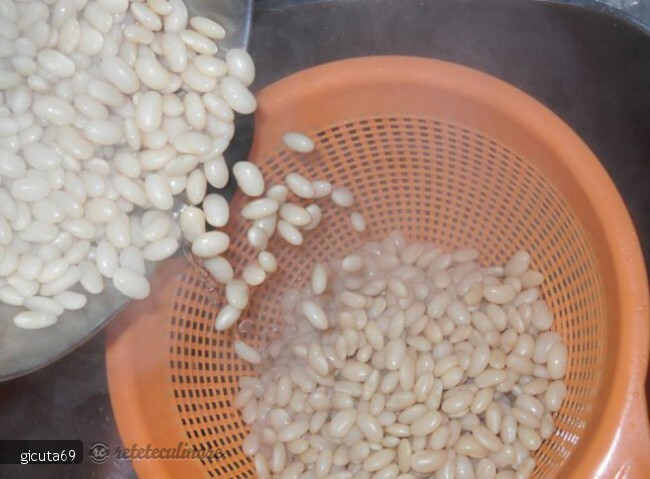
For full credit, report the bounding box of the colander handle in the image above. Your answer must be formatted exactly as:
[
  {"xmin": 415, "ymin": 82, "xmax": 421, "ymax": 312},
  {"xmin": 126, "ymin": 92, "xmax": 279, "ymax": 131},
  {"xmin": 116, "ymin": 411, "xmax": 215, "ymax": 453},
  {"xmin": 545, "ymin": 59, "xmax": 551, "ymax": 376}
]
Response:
[{"xmin": 600, "ymin": 388, "xmax": 650, "ymax": 477}]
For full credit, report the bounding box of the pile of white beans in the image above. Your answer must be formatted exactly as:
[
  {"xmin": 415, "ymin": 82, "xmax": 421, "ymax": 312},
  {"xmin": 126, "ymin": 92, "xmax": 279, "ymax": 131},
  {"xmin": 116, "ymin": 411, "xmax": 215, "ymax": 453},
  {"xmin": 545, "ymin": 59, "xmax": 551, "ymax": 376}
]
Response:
[
  {"xmin": 0, "ymin": 0, "xmax": 258, "ymax": 328},
  {"xmin": 234, "ymin": 236, "xmax": 568, "ymax": 479}
]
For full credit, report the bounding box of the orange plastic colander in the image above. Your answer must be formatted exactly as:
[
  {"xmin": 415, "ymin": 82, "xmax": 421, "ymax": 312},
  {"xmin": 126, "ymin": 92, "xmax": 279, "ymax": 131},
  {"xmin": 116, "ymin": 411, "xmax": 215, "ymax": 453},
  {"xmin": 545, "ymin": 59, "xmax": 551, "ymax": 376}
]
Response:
[{"xmin": 106, "ymin": 56, "xmax": 650, "ymax": 478}]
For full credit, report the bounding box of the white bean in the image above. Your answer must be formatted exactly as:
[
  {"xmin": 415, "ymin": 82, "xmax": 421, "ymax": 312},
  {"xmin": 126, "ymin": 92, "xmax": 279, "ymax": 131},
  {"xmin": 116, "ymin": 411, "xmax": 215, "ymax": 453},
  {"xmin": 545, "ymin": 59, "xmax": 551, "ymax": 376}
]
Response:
[
  {"xmin": 241, "ymin": 199, "xmax": 279, "ymax": 220},
  {"xmin": 226, "ymin": 280, "xmax": 249, "ymax": 310},
  {"xmin": 135, "ymin": 57, "xmax": 171, "ymax": 90},
  {"xmin": 247, "ymin": 226, "xmax": 269, "ymax": 250},
  {"xmin": 204, "ymin": 156, "xmax": 229, "ymax": 189},
  {"xmin": 112, "ymin": 267, "xmax": 150, "ymax": 299},
  {"xmin": 280, "ymin": 203, "xmax": 311, "ymax": 227},
  {"xmin": 285, "ymin": 173, "xmax": 314, "ymax": 199},
  {"xmin": 189, "ymin": 16, "xmax": 226, "ymax": 39},
  {"xmin": 37, "ymin": 49, "xmax": 76, "ymax": 78},
  {"xmin": 258, "ymin": 251, "xmax": 277, "ymax": 274},
  {"xmin": 144, "ymin": 173, "xmax": 174, "ymax": 210},
  {"xmin": 13, "ymin": 310, "xmax": 58, "ymax": 329},
  {"xmin": 505, "ymin": 251, "xmax": 531, "ymax": 277},
  {"xmin": 312, "ymin": 180, "xmax": 332, "ymax": 198},
  {"xmin": 223, "ymin": 47, "xmax": 255, "ymax": 85},
  {"xmin": 164, "ymin": 0, "xmax": 188, "ymax": 32},
  {"xmin": 180, "ymin": 29, "xmax": 217, "ymax": 55},
  {"xmin": 277, "ymin": 220, "xmax": 303, "ymax": 246},
  {"xmin": 33, "ymin": 96, "xmax": 75, "ymax": 126},
  {"xmin": 220, "ymin": 76, "xmax": 256, "ymax": 114},
  {"xmin": 331, "ymin": 187, "xmax": 354, "ymax": 207},
  {"xmin": 235, "ymin": 340, "xmax": 262, "ymax": 365},
  {"xmin": 183, "ymin": 92, "xmax": 206, "ymax": 130},
  {"xmin": 100, "ymin": 56, "xmax": 139, "ymax": 94},
  {"xmin": 0, "ymin": 147, "xmax": 27, "ymax": 178},
  {"xmin": 301, "ymin": 301, "xmax": 329, "ymax": 330},
  {"xmin": 39, "ymin": 266, "xmax": 81, "ymax": 296},
  {"xmin": 0, "ymin": 286, "xmax": 24, "ymax": 306},
  {"xmin": 54, "ymin": 291, "xmax": 87, "ymax": 310},
  {"xmin": 186, "ymin": 169, "xmax": 207, "ymax": 205},
  {"xmin": 191, "ymin": 231, "xmax": 229, "ymax": 257},
  {"xmin": 233, "ymin": 162, "xmax": 265, "ymax": 197},
  {"xmin": 136, "ymin": 91, "xmax": 163, "ymax": 133},
  {"xmin": 283, "ymin": 132, "xmax": 314, "ymax": 153},
  {"xmin": 546, "ymin": 342, "xmax": 568, "ymax": 380},
  {"xmin": 311, "ymin": 263, "xmax": 328, "ymax": 295},
  {"xmin": 143, "ymin": 237, "xmax": 178, "ymax": 261},
  {"xmin": 350, "ymin": 212, "xmax": 366, "ymax": 232},
  {"xmin": 304, "ymin": 204, "xmax": 322, "ymax": 231},
  {"xmin": 202, "ymin": 194, "xmax": 229, "ymax": 227},
  {"xmin": 161, "ymin": 32, "xmax": 187, "ymax": 72},
  {"xmin": 79, "ymin": 260, "xmax": 103, "ymax": 294}
]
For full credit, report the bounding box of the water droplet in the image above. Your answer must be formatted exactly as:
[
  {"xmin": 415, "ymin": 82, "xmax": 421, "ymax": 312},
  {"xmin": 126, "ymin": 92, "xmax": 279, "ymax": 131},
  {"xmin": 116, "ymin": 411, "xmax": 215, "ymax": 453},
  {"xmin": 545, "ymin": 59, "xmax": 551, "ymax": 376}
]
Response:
[{"xmin": 238, "ymin": 318, "xmax": 254, "ymax": 333}]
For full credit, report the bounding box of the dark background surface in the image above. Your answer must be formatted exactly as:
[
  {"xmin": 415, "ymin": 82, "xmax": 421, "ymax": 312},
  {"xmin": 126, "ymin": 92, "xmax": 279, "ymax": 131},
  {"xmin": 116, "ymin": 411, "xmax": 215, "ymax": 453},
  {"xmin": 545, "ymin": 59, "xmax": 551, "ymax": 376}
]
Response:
[{"xmin": 0, "ymin": 0, "xmax": 648, "ymax": 477}]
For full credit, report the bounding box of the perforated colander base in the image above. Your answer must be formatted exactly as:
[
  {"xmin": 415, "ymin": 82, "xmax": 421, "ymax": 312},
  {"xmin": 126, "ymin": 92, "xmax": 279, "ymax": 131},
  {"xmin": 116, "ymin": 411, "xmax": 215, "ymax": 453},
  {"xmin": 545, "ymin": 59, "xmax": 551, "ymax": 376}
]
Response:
[
  {"xmin": 109, "ymin": 57, "xmax": 650, "ymax": 479},
  {"xmin": 169, "ymin": 115, "xmax": 606, "ymax": 478}
]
